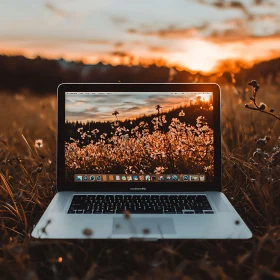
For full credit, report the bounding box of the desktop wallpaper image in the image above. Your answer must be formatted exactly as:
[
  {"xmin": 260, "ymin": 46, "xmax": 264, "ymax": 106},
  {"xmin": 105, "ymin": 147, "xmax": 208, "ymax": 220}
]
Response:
[
  {"xmin": 0, "ymin": 0, "xmax": 280, "ymax": 279},
  {"xmin": 65, "ymin": 92, "xmax": 214, "ymax": 182}
]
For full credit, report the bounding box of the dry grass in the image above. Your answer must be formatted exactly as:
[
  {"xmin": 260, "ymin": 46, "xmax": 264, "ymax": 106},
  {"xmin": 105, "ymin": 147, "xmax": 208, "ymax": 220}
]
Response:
[{"xmin": 0, "ymin": 83, "xmax": 280, "ymax": 280}]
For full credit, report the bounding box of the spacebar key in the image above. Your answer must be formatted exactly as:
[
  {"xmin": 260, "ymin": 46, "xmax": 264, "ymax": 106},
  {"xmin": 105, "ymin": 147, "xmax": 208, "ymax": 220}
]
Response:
[{"xmin": 133, "ymin": 208, "xmax": 163, "ymax": 214}]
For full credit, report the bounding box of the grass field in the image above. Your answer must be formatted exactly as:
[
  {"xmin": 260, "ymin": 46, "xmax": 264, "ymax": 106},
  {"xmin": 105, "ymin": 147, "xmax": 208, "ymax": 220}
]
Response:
[{"xmin": 0, "ymin": 82, "xmax": 280, "ymax": 279}]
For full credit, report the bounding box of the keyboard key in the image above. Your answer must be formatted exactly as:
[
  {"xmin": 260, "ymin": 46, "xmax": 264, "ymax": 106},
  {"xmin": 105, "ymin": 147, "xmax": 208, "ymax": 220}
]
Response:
[
  {"xmin": 194, "ymin": 210, "xmax": 203, "ymax": 214},
  {"xmin": 183, "ymin": 211, "xmax": 194, "ymax": 214},
  {"xmin": 204, "ymin": 211, "xmax": 214, "ymax": 214},
  {"xmin": 92, "ymin": 209, "xmax": 102, "ymax": 214},
  {"xmin": 103, "ymin": 209, "xmax": 115, "ymax": 214},
  {"xmin": 73, "ymin": 195, "xmax": 87, "ymax": 201},
  {"xmin": 133, "ymin": 209, "xmax": 147, "ymax": 214},
  {"xmin": 76, "ymin": 210, "xmax": 84, "ymax": 214},
  {"xmin": 164, "ymin": 207, "xmax": 176, "ymax": 214}
]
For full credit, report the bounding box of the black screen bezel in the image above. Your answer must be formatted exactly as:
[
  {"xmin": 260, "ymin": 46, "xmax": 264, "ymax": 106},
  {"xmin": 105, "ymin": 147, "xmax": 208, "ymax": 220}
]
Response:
[{"xmin": 57, "ymin": 83, "xmax": 221, "ymax": 192}]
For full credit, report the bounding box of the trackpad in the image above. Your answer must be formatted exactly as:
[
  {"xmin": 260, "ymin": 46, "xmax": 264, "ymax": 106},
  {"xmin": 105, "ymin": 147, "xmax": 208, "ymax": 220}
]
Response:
[{"xmin": 112, "ymin": 217, "xmax": 176, "ymax": 235}]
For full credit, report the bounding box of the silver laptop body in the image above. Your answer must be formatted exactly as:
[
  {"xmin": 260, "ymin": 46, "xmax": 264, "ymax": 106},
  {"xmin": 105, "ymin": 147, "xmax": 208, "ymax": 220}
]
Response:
[{"xmin": 32, "ymin": 83, "xmax": 252, "ymax": 239}]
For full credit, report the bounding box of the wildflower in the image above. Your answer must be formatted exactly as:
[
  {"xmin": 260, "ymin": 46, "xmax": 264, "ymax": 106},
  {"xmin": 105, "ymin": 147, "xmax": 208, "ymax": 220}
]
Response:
[
  {"xmin": 91, "ymin": 128, "xmax": 99, "ymax": 135},
  {"xmin": 248, "ymin": 80, "xmax": 258, "ymax": 87},
  {"xmin": 256, "ymin": 138, "xmax": 267, "ymax": 146},
  {"xmin": 155, "ymin": 104, "xmax": 162, "ymax": 112},
  {"xmin": 248, "ymin": 80, "xmax": 260, "ymax": 93},
  {"xmin": 253, "ymin": 148, "xmax": 262, "ymax": 158},
  {"xmin": 154, "ymin": 166, "xmax": 165, "ymax": 174},
  {"xmin": 36, "ymin": 167, "xmax": 42, "ymax": 173},
  {"xmin": 263, "ymin": 152, "xmax": 269, "ymax": 159},
  {"xmin": 250, "ymin": 178, "xmax": 256, "ymax": 183},
  {"xmin": 112, "ymin": 110, "xmax": 120, "ymax": 120},
  {"xmin": 162, "ymin": 115, "xmax": 167, "ymax": 123},
  {"xmin": 179, "ymin": 110, "xmax": 185, "ymax": 117},
  {"xmin": 35, "ymin": 139, "xmax": 43, "ymax": 148},
  {"xmin": 271, "ymin": 150, "xmax": 280, "ymax": 166}
]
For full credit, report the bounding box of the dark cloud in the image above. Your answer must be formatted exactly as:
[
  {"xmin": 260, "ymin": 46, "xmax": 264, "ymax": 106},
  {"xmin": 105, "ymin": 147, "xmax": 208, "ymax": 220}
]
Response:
[
  {"xmin": 124, "ymin": 101, "xmax": 140, "ymax": 105},
  {"xmin": 148, "ymin": 46, "xmax": 168, "ymax": 52},
  {"xmin": 110, "ymin": 51, "xmax": 131, "ymax": 57},
  {"xmin": 253, "ymin": 0, "xmax": 275, "ymax": 6},
  {"xmin": 127, "ymin": 23, "xmax": 209, "ymax": 39},
  {"xmin": 65, "ymin": 98, "xmax": 73, "ymax": 104},
  {"xmin": 66, "ymin": 112, "xmax": 103, "ymax": 121},
  {"xmin": 196, "ymin": 0, "xmax": 250, "ymax": 17},
  {"xmin": 67, "ymin": 106, "xmax": 99, "ymax": 114},
  {"xmin": 114, "ymin": 42, "xmax": 124, "ymax": 48},
  {"xmin": 127, "ymin": 28, "xmax": 138, "ymax": 34},
  {"xmin": 229, "ymin": 1, "xmax": 248, "ymax": 14},
  {"xmin": 111, "ymin": 16, "xmax": 129, "ymax": 24},
  {"xmin": 144, "ymin": 96, "xmax": 172, "ymax": 106},
  {"xmin": 248, "ymin": 13, "xmax": 279, "ymax": 21},
  {"xmin": 207, "ymin": 29, "xmax": 280, "ymax": 44},
  {"xmin": 125, "ymin": 106, "xmax": 142, "ymax": 111},
  {"xmin": 66, "ymin": 107, "xmax": 101, "ymax": 121},
  {"xmin": 207, "ymin": 29, "xmax": 248, "ymax": 43},
  {"xmin": 45, "ymin": 2, "xmax": 68, "ymax": 17},
  {"xmin": 214, "ymin": 1, "xmax": 248, "ymax": 16},
  {"xmin": 86, "ymin": 39, "xmax": 110, "ymax": 44}
]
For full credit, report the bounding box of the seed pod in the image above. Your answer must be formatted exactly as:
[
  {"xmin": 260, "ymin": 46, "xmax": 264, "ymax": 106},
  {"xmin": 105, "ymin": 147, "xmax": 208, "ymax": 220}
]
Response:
[{"xmin": 259, "ymin": 103, "xmax": 266, "ymax": 111}]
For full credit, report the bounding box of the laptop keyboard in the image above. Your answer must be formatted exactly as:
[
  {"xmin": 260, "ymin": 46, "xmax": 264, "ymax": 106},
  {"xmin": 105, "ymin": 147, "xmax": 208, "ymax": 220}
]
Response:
[{"xmin": 67, "ymin": 195, "xmax": 213, "ymax": 214}]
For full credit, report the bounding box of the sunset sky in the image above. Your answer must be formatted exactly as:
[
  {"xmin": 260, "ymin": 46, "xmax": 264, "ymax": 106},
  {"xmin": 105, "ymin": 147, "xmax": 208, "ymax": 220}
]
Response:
[
  {"xmin": 1, "ymin": 0, "xmax": 280, "ymax": 72},
  {"xmin": 65, "ymin": 92, "xmax": 212, "ymax": 122}
]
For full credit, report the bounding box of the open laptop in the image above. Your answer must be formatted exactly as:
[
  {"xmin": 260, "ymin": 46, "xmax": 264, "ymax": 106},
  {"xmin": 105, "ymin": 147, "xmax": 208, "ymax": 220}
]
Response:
[{"xmin": 32, "ymin": 83, "xmax": 252, "ymax": 239}]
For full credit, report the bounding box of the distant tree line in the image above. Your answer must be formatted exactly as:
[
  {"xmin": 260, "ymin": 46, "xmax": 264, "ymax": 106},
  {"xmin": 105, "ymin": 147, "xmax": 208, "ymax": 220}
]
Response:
[{"xmin": 0, "ymin": 55, "xmax": 279, "ymax": 94}]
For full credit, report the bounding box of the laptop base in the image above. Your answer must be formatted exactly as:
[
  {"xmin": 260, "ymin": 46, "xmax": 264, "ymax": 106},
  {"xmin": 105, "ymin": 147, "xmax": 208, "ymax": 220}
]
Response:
[{"xmin": 31, "ymin": 191, "xmax": 252, "ymax": 239}]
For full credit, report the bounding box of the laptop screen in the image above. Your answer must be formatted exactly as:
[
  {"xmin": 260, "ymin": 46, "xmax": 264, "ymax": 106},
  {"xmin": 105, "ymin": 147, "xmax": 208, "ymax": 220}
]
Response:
[{"xmin": 65, "ymin": 92, "xmax": 214, "ymax": 184}]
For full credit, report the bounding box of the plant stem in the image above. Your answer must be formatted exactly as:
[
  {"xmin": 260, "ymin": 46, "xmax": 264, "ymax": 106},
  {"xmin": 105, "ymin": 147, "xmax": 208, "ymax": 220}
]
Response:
[{"xmin": 246, "ymin": 106, "xmax": 280, "ymax": 121}]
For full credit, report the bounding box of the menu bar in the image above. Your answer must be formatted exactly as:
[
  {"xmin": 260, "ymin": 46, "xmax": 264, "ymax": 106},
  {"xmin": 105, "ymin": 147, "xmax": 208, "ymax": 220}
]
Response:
[{"xmin": 66, "ymin": 92, "xmax": 212, "ymax": 95}]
